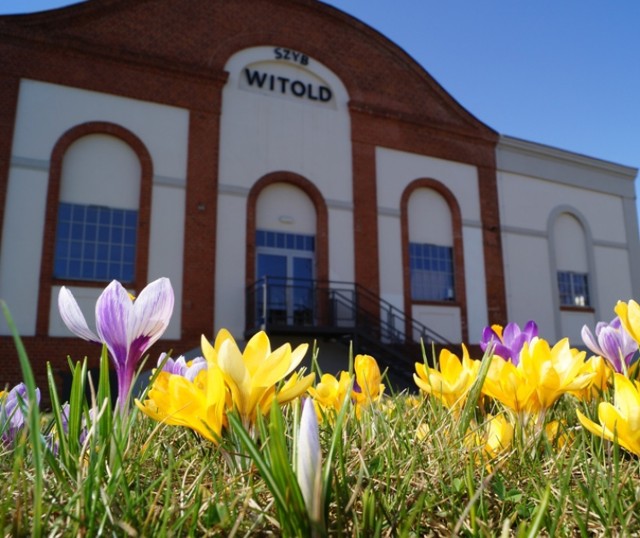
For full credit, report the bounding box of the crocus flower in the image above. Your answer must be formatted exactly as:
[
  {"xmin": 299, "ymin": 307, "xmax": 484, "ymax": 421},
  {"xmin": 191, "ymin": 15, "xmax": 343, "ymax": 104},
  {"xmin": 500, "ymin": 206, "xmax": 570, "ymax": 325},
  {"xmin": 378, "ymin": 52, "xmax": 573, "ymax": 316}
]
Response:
[
  {"xmin": 0, "ymin": 383, "xmax": 40, "ymax": 445},
  {"xmin": 483, "ymin": 338, "xmax": 594, "ymax": 417},
  {"xmin": 467, "ymin": 414, "xmax": 514, "ymax": 461},
  {"xmin": 307, "ymin": 371, "xmax": 353, "ymax": 420},
  {"xmin": 352, "ymin": 354, "xmax": 385, "ymax": 411},
  {"xmin": 158, "ymin": 353, "xmax": 208, "ymax": 382},
  {"xmin": 136, "ymin": 363, "xmax": 228, "ymax": 443},
  {"xmin": 296, "ymin": 398, "xmax": 323, "ymax": 525},
  {"xmin": 414, "ymin": 346, "xmax": 480, "ymax": 413},
  {"xmin": 58, "ymin": 278, "xmax": 174, "ymax": 410},
  {"xmin": 480, "ymin": 321, "xmax": 538, "ymax": 365},
  {"xmin": 583, "ymin": 316, "xmax": 639, "ymax": 374},
  {"xmin": 615, "ymin": 300, "xmax": 640, "ymax": 345},
  {"xmin": 577, "ymin": 372, "xmax": 640, "ymax": 456},
  {"xmin": 201, "ymin": 329, "xmax": 315, "ymax": 427}
]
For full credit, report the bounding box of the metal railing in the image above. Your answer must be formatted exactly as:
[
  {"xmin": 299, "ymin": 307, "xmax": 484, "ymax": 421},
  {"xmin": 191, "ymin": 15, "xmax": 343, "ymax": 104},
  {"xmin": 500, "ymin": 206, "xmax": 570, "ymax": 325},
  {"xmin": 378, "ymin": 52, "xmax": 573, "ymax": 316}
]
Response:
[{"xmin": 245, "ymin": 277, "xmax": 450, "ymax": 345}]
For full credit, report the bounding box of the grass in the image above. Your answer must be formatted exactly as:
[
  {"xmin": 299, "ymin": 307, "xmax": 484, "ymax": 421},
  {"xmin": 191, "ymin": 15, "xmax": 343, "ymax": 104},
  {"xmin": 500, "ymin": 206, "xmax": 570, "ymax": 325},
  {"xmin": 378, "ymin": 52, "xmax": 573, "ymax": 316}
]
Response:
[{"xmin": 2, "ymin": 306, "xmax": 640, "ymax": 535}]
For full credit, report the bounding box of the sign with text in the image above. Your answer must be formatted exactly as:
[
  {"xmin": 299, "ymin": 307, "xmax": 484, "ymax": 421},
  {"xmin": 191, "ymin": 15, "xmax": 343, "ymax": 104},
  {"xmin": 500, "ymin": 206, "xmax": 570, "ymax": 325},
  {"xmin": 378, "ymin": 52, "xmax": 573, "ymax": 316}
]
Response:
[{"xmin": 239, "ymin": 48, "xmax": 334, "ymax": 107}]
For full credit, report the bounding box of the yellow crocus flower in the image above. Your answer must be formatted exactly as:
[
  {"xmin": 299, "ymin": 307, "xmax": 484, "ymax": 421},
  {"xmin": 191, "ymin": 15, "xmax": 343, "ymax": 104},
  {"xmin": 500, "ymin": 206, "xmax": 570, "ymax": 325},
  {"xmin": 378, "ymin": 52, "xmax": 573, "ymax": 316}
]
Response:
[
  {"xmin": 308, "ymin": 371, "xmax": 353, "ymax": 413},
  {"xmin": 414, "ymin": 346, "xmax": 480, "ymax": 412},
  {"xmin": 353, "ymin": 354, "xmax": 385, "ymax": 406},
  {"xmin": 201, "ymin": 329, "xmax": 314, "ymax": 426},
  {"xmin": 615, "ymin": 300, "xmax": 640, "ymax": 345},
  {"xmin": 520, "ymin": 338, "xmax": 593, "ymax": 410},
  {"xmin": 471, "ymin": 414, "xmax": 514, "ymax": 460},
  {"xmin": 135, "ymin": 366, "xmax": 228, "ymax": 443},
  {"xmin": 577, "ymin": 372, "xmax": 640, "ymax": 456},
  {"xmin": 483, "ymin": 338, "xmax": 594, "ymax": 416}
]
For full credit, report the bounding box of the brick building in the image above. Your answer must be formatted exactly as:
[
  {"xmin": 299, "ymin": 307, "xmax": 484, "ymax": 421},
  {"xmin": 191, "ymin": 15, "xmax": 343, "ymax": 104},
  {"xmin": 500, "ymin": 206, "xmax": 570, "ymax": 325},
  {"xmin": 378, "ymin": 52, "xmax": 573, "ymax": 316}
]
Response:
[{"xmin": 0, "ymin": 0, "xmax": 638, "ymax": 391}]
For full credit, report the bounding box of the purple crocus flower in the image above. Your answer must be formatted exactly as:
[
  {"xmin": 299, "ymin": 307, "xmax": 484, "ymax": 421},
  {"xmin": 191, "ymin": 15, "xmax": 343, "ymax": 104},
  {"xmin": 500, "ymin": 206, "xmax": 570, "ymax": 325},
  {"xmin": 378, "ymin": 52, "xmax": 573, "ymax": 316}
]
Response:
[
  {"xmin": 1, "ymin": 382, "xmax": 40, "ymax": 445},
  {"xmin": 158, "ymin": 353, "xmax": 208, "ymax": 382},
  {"xmin": 58, "ymin": 278, "xmax": 174, "ymax": 411},
  {"xmin": 480, "ymin": 321, "xmax": 538, "ymax": 365},
  {"xmin": 581, "ymin": 317, "xmax": 638, "ymax": 374}
]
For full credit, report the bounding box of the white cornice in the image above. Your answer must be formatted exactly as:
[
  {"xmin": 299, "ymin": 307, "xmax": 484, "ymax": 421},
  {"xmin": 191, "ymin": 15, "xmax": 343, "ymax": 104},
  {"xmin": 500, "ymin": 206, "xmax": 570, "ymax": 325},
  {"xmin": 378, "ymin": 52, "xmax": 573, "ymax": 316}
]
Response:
[{"xmin": 498, "ymin": 135, "xmax": 637, "ymax": 180}]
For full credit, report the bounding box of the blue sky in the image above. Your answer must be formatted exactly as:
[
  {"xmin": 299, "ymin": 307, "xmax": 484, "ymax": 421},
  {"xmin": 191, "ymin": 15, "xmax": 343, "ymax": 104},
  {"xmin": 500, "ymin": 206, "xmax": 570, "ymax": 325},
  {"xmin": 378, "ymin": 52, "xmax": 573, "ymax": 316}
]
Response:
[{"xmin": 2, "ymin": 0, "xmax": 639, "ymax": 173}]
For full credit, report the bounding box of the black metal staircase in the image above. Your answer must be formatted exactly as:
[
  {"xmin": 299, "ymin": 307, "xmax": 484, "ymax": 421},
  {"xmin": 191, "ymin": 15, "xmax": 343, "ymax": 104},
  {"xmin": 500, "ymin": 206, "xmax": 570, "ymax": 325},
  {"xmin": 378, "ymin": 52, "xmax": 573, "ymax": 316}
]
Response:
[{"xmin": 245, "ymin": 278, "xmax": 451, "ymax": 386}]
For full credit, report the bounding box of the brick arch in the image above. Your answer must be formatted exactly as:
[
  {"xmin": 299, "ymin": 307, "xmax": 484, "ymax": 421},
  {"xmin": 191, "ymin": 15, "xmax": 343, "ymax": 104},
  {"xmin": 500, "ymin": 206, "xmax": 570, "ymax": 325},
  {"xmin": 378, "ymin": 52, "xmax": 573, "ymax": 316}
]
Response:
[
  {"xmin": 245, "ymin": 171, "xmax": 329, "ymax": 292},
  {"xmin": 36, "ymin": 121, "xmax": 153, "ymax": 335},
  {"xmin": 400, "ymin": 178, "xmax": 468, "ymax": 343}
]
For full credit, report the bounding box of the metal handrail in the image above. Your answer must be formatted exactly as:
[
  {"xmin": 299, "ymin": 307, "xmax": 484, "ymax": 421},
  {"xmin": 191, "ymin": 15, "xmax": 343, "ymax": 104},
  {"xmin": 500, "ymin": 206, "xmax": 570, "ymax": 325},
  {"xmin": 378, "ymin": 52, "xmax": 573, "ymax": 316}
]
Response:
[{"xmin": 245, "ymin": 277, "xmax": 451, "ymax": 345}]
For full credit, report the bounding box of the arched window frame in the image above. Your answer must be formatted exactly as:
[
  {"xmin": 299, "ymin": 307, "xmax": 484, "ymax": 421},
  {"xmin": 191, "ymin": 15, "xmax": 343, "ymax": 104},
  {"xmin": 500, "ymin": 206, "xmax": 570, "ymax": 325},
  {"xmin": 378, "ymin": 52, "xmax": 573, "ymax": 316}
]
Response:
[
  {"xmin": 400, "ymin": 178, "xmax": 467, "ymax": 342},
  {"xmin": 548, "ymin": 206, "xmax": 598, "ymax": 325},
  {"xmin": 246, "ymin": 172, "xmax": 328, "ymax": 288},
  {"xmin": 36, "ymin": 122, "xmax": 153, "ymax": 335}
]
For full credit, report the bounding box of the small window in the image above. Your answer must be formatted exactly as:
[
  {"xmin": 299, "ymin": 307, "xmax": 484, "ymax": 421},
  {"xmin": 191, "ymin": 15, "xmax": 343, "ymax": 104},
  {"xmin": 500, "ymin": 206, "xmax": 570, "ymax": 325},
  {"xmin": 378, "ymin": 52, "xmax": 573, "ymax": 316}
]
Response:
[
  {"xmin": 410, "ymin": 242, "xmax": 454, "ymax": 301},
  {"xmin": 557, "ymin": 271, "xmax": 590, "ymax": 307},
  {"xmin": 54, "ymin": 202, "xmax": 137, "ymax": 283}
]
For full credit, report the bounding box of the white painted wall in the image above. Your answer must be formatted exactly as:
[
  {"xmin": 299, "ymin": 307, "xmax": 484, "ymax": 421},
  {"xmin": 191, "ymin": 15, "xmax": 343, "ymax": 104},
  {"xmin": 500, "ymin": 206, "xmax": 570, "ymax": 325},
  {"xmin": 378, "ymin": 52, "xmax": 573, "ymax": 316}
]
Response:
[
  {"xmin": 499, "ymin": 172, "xmax": 627, "ymax": 240},
  {"xmin": 375, "ymin": 147, "xmax": 485, "ymax": 343},
  {"xmin": 500, "ymin": 232, "xmax": 557, "ymax": 337},
  {"xmin": 0, "ymin": 79, "xmax": 188, "ymax": 338},
  {"xmin": 60, "ymin": 134, "xmax": 141, "ymax": 208},
  {"xmin": 0, "ymin": 166, "xmax": 48, "ymax": 334},
  {"xmin": 256, "ymin": 183, "xmax": 316, "ymax": 234},
  {"xmin": 216, "ymin": 46, "xmax": 353, "ymax": 336},
  {"xmin": 498, "ymin": 166, "xmax": 634, "ymax": 341}
]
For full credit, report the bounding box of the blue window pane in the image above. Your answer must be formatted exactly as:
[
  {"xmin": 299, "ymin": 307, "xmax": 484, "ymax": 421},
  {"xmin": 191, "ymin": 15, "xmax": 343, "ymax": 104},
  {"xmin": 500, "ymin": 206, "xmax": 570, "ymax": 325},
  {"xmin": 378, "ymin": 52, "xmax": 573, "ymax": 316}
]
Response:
[
  {"xmin": 70, "ymin": 241, "xmax": 82, "ymax": 258},
  {"xmin": 95, "ymin": 264, "xmax": 108, "ymax": 280},
  {"xmin": 276, "ymin": 233, "xmax": 285, "ymax": 248},
  {"xmin": 108, "ymin": 263, "xmax": 121, "ymax": 279},
  {"xmin": 256, "ymin": 230, "xmax": 265, "ymax": 246},
  {"xmin": 72, "ymin": 205, "xmax": 85, "ymax": 220},
  {"xmin": 98, "ymin": 227, "xmax": 110, "ymax": 242},
  {"xmin": 110, "ymin": 245, "xmax": 122, "ymax": 261},
  {"xmin": 286, "ymin": 234, "xmax": 295, "ymax": 249},
  {"xmin": 111, "ymin": 227, "xmax": 123, "ymax": 243},
  {"xmin": 86, "ymin": 206, "xmax": 98, "ymax": 223},
  {"xmin": 112, "ymin": 211, "xmax": 124, "ymax": 226},
  {"xmin": 57, "ymin": 221, "xmax": 70, "ymax": 238},
  {"xmin": 123, "ymin": 246, "xmax": 135, "ymax": 263},
  {"xmin": 58, "ymin": 203, "xmax": 72, "ymax": 220},
  {"xmin": 124, "ymin": 228, "xmax": 137, "ymax": 245},
  {"xmin": 54, "ymin": 259, "xmax": 67, "ymax": 278},
  {"xmin": 82, "ymin": 262, "xmax": 95, "ymax": 279},
  {"xmin": 99, "ymin": 210, "xmax": 111, "ymax": 225},
  {"xmin": 85, "ymin": 225, "xmax": 97, "ymax": 241},
  {"xmin": 84, "ymin": 243, "xmax": 96, "ymax": 259},
  {"xmin": 97, "ymin": 244, "xmax": 109, "ymax": 261},
  {"xmin": 68, "ymin": 261, "xmax": 82, "ymax": 278},
  {"xmin": 122, "ymin": 264, "xmax": 134, "ymax": 282},
  {"xmin": 71, "ymin": 223, "xmax": 84, "ymax": 240},
  {"xmin": 125, "ymin": 212, "xmax": 137, "ymax": 227},
  {"xmin": 55, "ymin": 240, "xmax": 69, "ymax": 258},
  {"xmin": 409, "ymin": 241, "xmax": 454, "ymax": 301},
  {"xmin": 267, "ymin": 232, "xmax": 276, "ymax": 247}
]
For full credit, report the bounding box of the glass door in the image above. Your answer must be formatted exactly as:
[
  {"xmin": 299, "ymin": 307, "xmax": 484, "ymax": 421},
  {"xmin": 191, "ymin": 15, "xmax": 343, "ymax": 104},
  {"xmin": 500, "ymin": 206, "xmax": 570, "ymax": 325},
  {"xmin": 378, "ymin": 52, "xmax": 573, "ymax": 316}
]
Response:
[{"xmin": 256, "ymin": 230, "xmax": 315, "ymax": 326}]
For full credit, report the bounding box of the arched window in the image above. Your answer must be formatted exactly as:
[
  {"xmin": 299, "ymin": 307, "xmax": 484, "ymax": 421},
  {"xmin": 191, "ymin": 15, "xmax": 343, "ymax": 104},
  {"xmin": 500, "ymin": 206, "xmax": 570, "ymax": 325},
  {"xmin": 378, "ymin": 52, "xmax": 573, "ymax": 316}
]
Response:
[
  {"xmin": 53, "ymin": 134, "xmax": 141, "ymax": 283},
  {"xmin": 406, "ymin": 187, "xmax": 455, "ymax": 302},
  {"xmin": 553, "ymin": 212, "xmax": 590, "ymax": 307},
  {"xmin": 246, "ymin": 173, "xmax": 328, "ymax": 329}
]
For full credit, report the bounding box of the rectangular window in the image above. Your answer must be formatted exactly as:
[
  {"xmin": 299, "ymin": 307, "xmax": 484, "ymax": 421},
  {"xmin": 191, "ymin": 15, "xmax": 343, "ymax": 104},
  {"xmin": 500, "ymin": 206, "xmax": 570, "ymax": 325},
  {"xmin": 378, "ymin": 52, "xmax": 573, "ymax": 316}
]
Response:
[
  {"xmin": 557, "ymin": 271, "xmax": 590, "ymax": 307},
  {"xmin": 54, "ymin": 202, "xmax": 137, "ymax": 283},
  {"xmin": 256, "ymin": 230, "xmax": 315, "ymax": 252},
  {"xmin": 410, "ymin": 242, "xmax": 454, "ymax": 301}
]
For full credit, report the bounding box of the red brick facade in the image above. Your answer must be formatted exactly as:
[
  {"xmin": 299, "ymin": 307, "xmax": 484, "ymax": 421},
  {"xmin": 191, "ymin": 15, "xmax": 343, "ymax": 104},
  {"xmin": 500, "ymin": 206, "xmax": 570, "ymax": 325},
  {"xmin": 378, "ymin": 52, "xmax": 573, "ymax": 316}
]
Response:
[{"xmin": 0, "ymin": 0, "xmax": 506, "ymax": 397}]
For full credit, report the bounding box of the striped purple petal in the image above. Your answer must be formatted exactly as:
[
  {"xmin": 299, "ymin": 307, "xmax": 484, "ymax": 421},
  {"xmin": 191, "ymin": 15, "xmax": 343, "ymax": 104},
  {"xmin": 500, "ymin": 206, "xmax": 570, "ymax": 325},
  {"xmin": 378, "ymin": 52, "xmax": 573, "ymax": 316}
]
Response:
[
  {"xmin": 95, "ymin": 280, "xmax": 132, "ymax": 371},
  {"xmin": 58, "ymin": 287, "xmax": 100, "ymax": 343}
]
